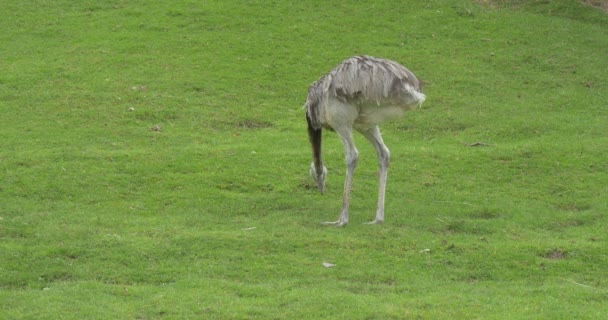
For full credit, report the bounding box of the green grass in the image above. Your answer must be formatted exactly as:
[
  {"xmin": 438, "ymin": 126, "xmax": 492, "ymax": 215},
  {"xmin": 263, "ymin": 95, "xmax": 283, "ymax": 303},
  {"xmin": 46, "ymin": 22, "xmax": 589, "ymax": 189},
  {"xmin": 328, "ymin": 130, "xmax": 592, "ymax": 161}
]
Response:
[{"xmin": 1, "ymin": 0, "xmax": 607, "ymax": 318}]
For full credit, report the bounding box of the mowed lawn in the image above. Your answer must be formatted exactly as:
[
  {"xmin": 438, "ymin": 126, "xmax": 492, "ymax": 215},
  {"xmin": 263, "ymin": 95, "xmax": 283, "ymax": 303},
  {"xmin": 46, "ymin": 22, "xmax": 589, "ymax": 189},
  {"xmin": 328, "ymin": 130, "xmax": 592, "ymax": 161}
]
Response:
[{"xmin": 1, "ymin": 0, "xmax": 607, "ymax": 319}]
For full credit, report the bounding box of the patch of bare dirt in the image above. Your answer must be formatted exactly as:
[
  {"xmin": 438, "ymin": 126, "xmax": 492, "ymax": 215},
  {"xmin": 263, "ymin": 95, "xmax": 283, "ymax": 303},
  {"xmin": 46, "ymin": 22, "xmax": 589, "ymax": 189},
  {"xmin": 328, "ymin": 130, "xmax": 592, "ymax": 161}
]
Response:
[
  {"xmin": 234, "ymin": 119, "xmax": 273, "ymax": 129},
  {"xmin": 545, "ymin": 249, "xmax": 567, "ymax": 260},
  {"xmin": 474, "ymin": 0, "xmax": 608, "ymax": 13},
  {"xmin": 581, "ymin": 0, "xmax": 608, "ymax": 13}
]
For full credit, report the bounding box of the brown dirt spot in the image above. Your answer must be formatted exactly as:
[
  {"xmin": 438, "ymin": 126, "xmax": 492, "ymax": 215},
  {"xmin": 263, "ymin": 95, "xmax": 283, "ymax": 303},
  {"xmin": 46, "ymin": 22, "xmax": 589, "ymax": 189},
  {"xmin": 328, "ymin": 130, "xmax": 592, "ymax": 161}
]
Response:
[
  {"xmin": 234, "ymin": 119, "xmax": 273, "ymax": 129},
  {"xmin": 581, "ymin": 0, "xmax": 608, "ymax": 13},
  {"xmin": 545, "ymin": 249, "xmax": 567, "ymax": 260},
  {"xmin": 474, "ymin": 0, "xmax": 608, "ymax": 13}
]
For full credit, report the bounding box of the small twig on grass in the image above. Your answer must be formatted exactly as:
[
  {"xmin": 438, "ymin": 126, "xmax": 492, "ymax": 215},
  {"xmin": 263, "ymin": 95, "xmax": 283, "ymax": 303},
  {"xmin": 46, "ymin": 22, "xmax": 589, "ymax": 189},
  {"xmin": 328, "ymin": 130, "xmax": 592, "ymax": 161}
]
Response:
[
  {"xmin": 435, "ymin": 217, "xmax": 447, "ymax": 223},
  {"xmin": 432, "ymin": 201, "xmax": 475, "ymax": 207},
  {"xmin": 465, "ymin": 142, "xmax": 491, "ymax": 147},
  {"xmin": 559, "ymin": 277, "xmax": 606, "ymax": 291}
]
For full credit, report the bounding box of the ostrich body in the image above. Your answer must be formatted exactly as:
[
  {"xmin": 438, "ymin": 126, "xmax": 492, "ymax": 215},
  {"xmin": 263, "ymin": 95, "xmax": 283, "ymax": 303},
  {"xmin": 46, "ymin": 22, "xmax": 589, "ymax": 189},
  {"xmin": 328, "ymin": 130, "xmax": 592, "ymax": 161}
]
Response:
[{"xmin": 305, "ymin": 55, "xmax": 426, "ymax": 226}]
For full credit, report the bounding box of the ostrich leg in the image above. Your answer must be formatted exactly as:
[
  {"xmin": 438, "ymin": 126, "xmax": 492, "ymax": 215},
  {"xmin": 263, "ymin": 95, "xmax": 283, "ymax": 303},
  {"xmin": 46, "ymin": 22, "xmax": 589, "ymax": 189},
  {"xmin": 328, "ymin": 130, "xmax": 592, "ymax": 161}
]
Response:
[
  {"xmin": 322, "ymin": 126, "xmax": 358, "ymax": 227},
  {"xmin": 361, "ymin": 126, "xmax": 390, "ymax": 224}
]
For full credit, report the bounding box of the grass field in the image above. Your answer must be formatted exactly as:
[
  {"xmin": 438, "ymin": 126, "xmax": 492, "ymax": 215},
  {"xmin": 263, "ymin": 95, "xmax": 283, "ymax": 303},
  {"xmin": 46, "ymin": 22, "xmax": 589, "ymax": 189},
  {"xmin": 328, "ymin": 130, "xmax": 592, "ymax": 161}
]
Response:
[{"xmin": 1, "ymin": 0, "xmax": 607, "ymax": 318}]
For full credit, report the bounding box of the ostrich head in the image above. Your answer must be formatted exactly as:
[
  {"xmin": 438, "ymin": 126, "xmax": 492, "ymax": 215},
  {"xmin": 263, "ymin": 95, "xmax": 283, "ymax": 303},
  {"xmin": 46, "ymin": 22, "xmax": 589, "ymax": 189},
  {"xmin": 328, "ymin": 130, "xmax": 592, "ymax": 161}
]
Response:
[{"xmin": 309, "ymin": 162, "xmax": 327, "ymax": 194}]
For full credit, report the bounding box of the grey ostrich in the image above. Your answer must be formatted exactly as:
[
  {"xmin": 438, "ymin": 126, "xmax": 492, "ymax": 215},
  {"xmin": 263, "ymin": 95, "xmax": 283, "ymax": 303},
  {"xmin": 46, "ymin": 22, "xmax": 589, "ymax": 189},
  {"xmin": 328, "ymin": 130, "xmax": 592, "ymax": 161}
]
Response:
[{"xmin": 305, "ymin": 55, "xmax": 426, "ymax": 226}]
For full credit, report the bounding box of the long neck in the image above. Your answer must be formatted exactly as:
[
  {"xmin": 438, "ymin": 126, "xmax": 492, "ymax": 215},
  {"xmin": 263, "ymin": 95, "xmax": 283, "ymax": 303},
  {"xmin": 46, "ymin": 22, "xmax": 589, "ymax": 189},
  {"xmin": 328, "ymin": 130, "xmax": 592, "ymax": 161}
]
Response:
[{"xmin": 306, "ymin": 113, "xmax": 323, "ymax": 171}]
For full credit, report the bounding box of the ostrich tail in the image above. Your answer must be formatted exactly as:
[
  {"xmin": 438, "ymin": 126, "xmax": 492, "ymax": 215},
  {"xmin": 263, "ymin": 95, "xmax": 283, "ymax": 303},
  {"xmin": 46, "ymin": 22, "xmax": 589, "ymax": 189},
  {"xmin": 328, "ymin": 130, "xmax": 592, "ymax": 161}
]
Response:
[
  {"xmin": 405, "ymin": 84, "xmax": 426, "ymax": 106},
  {"xmin": 413, "ymin": 90, "xmax": 426, "ymax": 105}
]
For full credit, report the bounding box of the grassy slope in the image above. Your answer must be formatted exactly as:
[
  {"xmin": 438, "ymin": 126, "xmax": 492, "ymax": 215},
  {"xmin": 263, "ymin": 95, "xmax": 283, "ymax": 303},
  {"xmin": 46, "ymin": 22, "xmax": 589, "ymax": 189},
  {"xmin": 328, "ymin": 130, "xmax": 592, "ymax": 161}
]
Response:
[{"xmin": 1, "ymin": 0, "xmax": 607, "ymax": 318}]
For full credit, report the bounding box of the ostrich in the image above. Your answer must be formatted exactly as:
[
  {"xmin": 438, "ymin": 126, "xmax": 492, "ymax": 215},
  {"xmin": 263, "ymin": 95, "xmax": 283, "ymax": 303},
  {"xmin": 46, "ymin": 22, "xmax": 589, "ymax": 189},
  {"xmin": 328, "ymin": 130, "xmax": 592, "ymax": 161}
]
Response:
[{"xmin": 305, "ymin": 55, "xmax": 426, "ymax": 226}]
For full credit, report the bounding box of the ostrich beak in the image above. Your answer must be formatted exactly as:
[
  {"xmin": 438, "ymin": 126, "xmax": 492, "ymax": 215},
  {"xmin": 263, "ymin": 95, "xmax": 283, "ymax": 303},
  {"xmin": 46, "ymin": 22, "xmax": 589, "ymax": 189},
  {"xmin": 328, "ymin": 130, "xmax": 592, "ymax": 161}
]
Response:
[
  {"xmin": 310, "ymin": 163, "xmax": 327, "ymax": 194},
  {"xmin": 316, "ymin": 180, "xmax": 325, "ymax": 194}
]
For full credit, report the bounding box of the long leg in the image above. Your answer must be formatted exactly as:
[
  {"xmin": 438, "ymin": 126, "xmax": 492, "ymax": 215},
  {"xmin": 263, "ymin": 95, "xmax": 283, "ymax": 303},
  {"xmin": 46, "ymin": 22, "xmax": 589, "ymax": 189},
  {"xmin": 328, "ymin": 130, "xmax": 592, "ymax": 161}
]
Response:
[
  {"xmin": 361, "ymin": 126, "xmax": 390, "ymax": 224},
  {"xmin": 322, "ymin": 126, "xmax": 358, "ymax": 227}
]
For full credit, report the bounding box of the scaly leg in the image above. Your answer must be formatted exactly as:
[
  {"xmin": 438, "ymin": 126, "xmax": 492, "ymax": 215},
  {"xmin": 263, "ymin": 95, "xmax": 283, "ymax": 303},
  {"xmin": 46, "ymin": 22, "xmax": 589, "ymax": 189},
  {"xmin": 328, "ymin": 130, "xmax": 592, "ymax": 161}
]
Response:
[
  {"xmin": 361, "ymin": 127, "xmax": 390, "ymax": 224},
  {"xmin": 322, "ymin": 127, "xmax": 358, "ymax": 227}
]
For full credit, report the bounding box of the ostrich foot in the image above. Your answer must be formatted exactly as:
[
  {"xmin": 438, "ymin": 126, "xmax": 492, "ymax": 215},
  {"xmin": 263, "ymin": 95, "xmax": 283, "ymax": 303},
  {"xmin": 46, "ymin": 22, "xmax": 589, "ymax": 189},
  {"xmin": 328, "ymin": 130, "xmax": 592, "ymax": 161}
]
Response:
[
  {"xmin": 365, "ymin": 219, "xmax": 384, "ymax": 225},
  {"xmin": 321, "ymin": 220, "xmax": 348, "ymax": 227}
]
